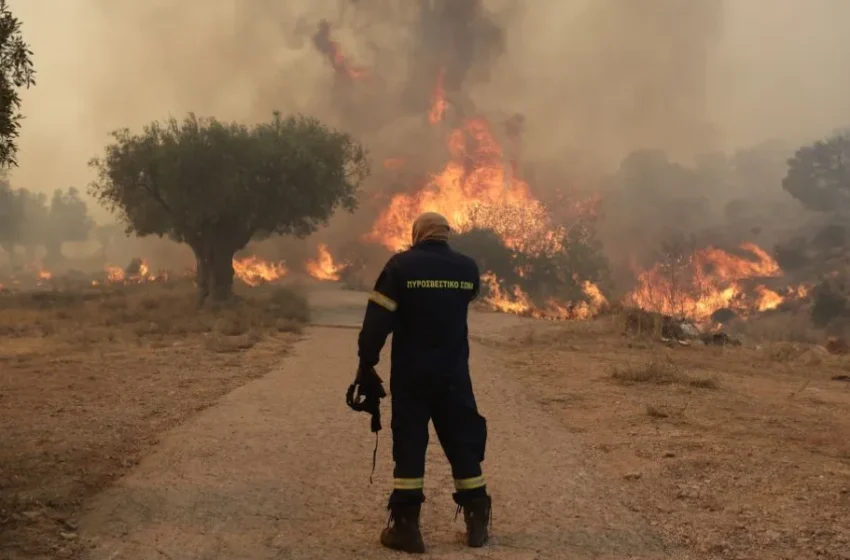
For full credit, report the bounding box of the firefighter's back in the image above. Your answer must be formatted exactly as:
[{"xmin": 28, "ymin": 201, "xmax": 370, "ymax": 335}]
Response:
[{"xmin": 388, "ymin": 240, "xmax": 479, "ymax": 378}]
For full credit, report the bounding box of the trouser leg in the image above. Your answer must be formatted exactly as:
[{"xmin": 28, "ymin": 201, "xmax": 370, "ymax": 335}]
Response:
[
  {"xmin": 389, "ymin": 390, "xmax": 430, "ymax": 506},
  {"xmin": 430, "ymin": 373, "xmax": 488, "ymax": 505}
]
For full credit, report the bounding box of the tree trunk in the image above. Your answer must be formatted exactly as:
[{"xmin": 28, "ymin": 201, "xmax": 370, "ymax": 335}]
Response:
[
  {"xmin": 192, "ymin": 240, "xmax": 235, "ymax": 306},
  {"xmin": 209, "ymin": 244, "xmax": 235, "ymax": 302},
  {"xmin": 194, "ymin": 248, "xmax": 210, "ymax": 307}
]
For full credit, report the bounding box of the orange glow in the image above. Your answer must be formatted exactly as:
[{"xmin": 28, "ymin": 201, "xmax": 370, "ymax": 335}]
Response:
[
  {"xmin": 313, "ymin": 20, "xmax": 368, "ymax": 81},
  {"xmin": 305, "ymin": 243, "xmax": 347, "ymax": 281},
  {"xmin": 232, "ymin": 256, "xmax": 287, "ymax": 287},
  {"xmin": 481, "ymin": 273, "xmax": 608, "ymax": 320},
  {"xmin": 104, "ymin": 259, "xmax": 160, "ymax": 284},
  {"xmin": 624, "ymin": 243, "xmax": 810, "ymax": 322},
  {"xmin": 367, "ymin": 117, "xmax": 566, "ymax": 255},
  {"xmin": 428, "ymin": 67, "xmax": 448, "ymax": 125}
]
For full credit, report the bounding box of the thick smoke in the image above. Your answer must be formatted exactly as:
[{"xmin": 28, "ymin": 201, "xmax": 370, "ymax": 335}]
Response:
[
  {"xmin": 7, "ymin": 0, "xmax": 850, "ymax": 275},
  {"xmin": 401, "ymin": 0, "xmax": 508, "ymax": 115}
]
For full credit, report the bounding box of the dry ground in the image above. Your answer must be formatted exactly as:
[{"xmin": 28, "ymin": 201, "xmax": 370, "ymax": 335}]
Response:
[
  {"xmin": 477, "ymin": 315, "xmax": 850, "ymax": 560},
  {"xmin": 3, "ymin": 281, "xmax": 850, "ymax": 559},
  {"xmin": 0, "ymin": 280, "xmax": 309, "ymax": 559}
]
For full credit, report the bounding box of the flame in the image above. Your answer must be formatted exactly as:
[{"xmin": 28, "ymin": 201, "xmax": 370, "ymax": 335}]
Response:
[
  {"xmin": 790, "ymin": 284, "xmax": 810, "ymax": 299},
  {"xmin": 305, "ymin": 243, "xmax": 347, "ymax": 281},
  {"xmin": 312, "ymin": 19, "xmax": 368, "ymax": 80},
  {"xmin": 38, "ymin": 269, "xmax": 52, "ymax": 280},
  {"xmin": 367, "ymin": 91, "xmax": 599, "ymax": 320},
  {"xmin": 102, "ymin": 259, "xmax": 161, "ymax": 284},
  {"xmin": 428, "ymin": 67, "xmax": 448, "ymax": 125},
  {"xmin": 625, "ymin": 243, "xmax": 807, "ymax": 322},
  {"xmin": 480, "ymin": 272, "xmax": 608, "ymax": 320},
  {"xmin": 232, "ymin": 256, "xmax": 287, "ymax": 287},
  {"xmin": 106, "ymin": 265, "xmax": 125, "ymax": 283},
  {"xmin": 367, "ymin": 117, "xmax": 564, "ymax": 255},
  {"xmin": 754, "ymin": 285, "xmax": 784, "ymax": 312}
]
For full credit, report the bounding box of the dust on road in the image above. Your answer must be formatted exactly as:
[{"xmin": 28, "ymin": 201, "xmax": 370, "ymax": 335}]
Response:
[{"xmin": 78, "ymin": 297, "xmax": 674, "ymax": 559}]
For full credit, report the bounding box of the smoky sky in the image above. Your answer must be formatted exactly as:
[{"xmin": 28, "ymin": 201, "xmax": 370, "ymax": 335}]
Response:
[{"xmin": 8, "ymin": 0, "xmax": 850, "ymax": 212}]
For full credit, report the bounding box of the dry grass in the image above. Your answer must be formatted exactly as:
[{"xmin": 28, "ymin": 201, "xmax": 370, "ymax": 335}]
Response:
[
  {"xmin": 487, "ymin": 314, "xmax": 850, "ymax": 560},
  {"xmin": 731, "ymin": 310, "xmax": 824, "ymax": 344},
  {"xmin": 0, "ymin": 280, "xmax": 309, "ymax": 558},
  {"xmin": 0, "ymin": 279, "xmax": 310, "ymax": 350},
  {"xmin": 610, "ymin": 357, "xmax": 720, "ymax": 389}
]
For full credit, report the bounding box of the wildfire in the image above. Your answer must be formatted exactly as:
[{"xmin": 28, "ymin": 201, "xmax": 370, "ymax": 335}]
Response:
[
  {"xmin": 312, "ymin": 19, "xmax": 368, "ymax": 81},
  {"xmin": 104, "ymin": 259, "xmax": 160, "ymax": 284},
  {"xmin": 481, "ymin": 273, "xmax": 608, "ymax": 320},
  {"xmin": 625, "ymin": 243, "xmax": 807, "ymax": 322},
  {"xmin": 106, "ymin": 265, "xmax": 125, "ymax": 283},
  {"xmin": 232, "ymin": 256, "xmax": 288, "ymax": 287},
  {"xmin": 428, "ymin": 67, "xmax": 448, "ymax": 125},
  {"xmin": 38, "ymin": 269, "xmax": 52, "ymax": 281},
  {"xmin": 305, "ymin": 243, "xmax": 347, "ymax": 281},
  {"xmin": 367, "ymin": 117, "xmax": 563, "ymax": 255}
]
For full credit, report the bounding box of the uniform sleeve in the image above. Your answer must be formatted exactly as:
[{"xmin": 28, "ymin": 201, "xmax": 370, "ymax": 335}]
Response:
[{"xmin": 357, "ymin": 260, "xmax": 400, "ymax": 369}]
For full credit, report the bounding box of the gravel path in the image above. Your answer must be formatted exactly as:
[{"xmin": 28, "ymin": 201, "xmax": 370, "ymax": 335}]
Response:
[{"xmin": 79, "ymin": 298, "xmax": 677, "ymax": 559}]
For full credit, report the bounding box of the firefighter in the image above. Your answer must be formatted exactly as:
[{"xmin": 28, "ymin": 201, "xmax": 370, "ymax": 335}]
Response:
[{"xmin": 353, "ymin": 211, "xmax": 491, "ymax": 554}]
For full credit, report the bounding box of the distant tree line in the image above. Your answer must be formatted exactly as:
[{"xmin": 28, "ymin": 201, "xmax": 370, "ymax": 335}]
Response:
[{"xmin": 0, "ymin": 176, "xmax": 94, "ymax": 265}]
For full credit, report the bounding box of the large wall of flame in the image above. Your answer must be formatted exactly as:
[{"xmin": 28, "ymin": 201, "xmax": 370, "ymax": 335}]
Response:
[{"xmin": 7, "ymin": 0, "xmax": 850, "ymax": 270}]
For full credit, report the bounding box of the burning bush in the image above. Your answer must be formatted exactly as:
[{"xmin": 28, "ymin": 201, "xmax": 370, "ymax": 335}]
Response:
[
  {"xmin": 451, "ymin": 228, "xmax": 518, "ymax": 285},
  {"xmin": 454, "ymin": 220, "xmax": 611, "ymax": 319}
]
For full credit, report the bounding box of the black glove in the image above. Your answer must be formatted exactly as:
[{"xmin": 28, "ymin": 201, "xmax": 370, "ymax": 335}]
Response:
[{"xmin": 345, "ymin": 365, "xmax": 387, "ymax": 433}]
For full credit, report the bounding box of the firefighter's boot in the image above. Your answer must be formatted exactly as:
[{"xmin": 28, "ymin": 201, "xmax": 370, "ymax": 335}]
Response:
[
  {"xmin": 457, "ymin": 494, "xmax": 491, "ymax": 548},
  {"xmin": 380, "ymin": 502, "xmax": 426, "ymax": 554}
]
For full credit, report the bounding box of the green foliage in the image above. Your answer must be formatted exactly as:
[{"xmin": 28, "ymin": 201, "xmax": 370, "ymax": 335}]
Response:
[
  {"xmin": 88, "ymin": 112, "xmax": 369, "ymax": 302},
  {"xmin": 0, "ymin": 184, "xmax": 42, "ymax": 246},
  {"xmin": 0, "ymin": 0, "xmax": 35, "ymax": 167},
  {"xmin": 451, "ymin": 228, "xmax": 518, "ymax": 284},
  {"xmin": 0, "ymin": 172, "xmax": 18, "ymax": 242},
  {"xmin": 0, "ymin": 182, "xmax": 92, "ymax": 261},
  {"xmin": 42, "ymin": 187, "xmax": 94, "ymax": 260},
  {"xmin": 515, "ymin": 221, "xmax": 611, "ymax": 304},
  {"xmin": 783, "ymin": 131, "xmax": 850, "ymax": 213}
]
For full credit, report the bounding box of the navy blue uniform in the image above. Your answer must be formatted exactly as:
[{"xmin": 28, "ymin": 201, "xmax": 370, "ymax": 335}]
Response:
[{"xmin": 358, "ymin": 239, "xmax": 488, "ymax": 505}]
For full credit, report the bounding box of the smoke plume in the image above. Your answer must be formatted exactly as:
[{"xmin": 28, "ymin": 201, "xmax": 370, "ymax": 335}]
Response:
[{"xmin": 6, "ymin": 0, "xmax": 850, "ymax": 278}]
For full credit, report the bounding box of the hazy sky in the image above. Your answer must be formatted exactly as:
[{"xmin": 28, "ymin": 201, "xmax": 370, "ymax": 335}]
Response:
[{"xmin": 9, "ymin": 0, "xmax": 850, "ymax": 216}]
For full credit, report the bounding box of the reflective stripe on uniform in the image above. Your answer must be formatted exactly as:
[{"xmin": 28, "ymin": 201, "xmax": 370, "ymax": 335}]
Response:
[
  {"xmin": 369, "ymin": 291, "xmax": 398, "ymax": 312},
  {"xmin": 454, "ymin": 475, "xmax": 486, "ymax": 490},
  {"xmin": 393, "ymin": 477, "xmax": 424, "ymax": 490}
]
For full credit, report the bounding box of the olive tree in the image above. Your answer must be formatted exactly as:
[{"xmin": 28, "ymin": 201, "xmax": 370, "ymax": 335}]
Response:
[
  {"xmin": 43, "ymin": 187, "xmax": 94, "ymax": 263},
  {"xmin": 0, "ymin": 0, "xmax": 35, "ymax": 167},
  {"xmin": 782, "ymin": 131, "xmax": 850, "ymax": 213},
  {"xmin": 88, "ymin": 112, "xmax": 369, "ymax": 303}
]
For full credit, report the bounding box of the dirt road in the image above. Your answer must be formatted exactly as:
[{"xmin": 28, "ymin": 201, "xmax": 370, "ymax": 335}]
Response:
[{"xmin": 78, "ymin": 292, "xmax": 678, "ymax": 559}]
